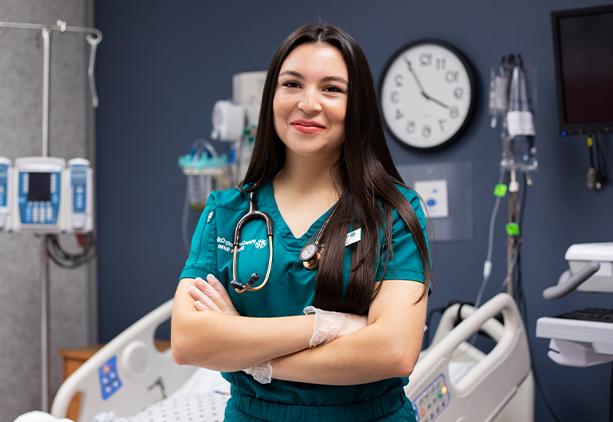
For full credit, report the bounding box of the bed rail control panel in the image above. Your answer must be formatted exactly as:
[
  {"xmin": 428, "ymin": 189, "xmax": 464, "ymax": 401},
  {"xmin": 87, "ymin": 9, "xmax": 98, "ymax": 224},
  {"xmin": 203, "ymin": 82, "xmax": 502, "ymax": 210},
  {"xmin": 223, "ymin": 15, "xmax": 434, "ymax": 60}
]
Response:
[
  {"xmin": 413, "ymin": 374, "xmax": 450, "ymax": 422},
  {"xmin": 99, "ymin": 356, "xmax": 123, "ymax": 400}
]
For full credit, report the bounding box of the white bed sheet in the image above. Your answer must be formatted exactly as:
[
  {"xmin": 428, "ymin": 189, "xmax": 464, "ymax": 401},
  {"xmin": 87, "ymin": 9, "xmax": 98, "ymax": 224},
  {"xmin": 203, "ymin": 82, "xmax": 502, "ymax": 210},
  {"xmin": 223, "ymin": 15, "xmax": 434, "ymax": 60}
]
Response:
[{"xmin": 92, "ymin": 369, "xmax": 231, "ymax": 422}]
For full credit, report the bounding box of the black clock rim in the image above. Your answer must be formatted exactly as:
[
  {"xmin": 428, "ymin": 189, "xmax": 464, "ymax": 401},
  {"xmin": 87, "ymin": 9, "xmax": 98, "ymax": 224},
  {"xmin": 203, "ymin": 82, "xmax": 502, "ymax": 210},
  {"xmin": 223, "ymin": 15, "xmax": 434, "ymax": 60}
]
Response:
[{"xmin": 377, "ymin": 38, "xmax": 478, "ymax": 151}]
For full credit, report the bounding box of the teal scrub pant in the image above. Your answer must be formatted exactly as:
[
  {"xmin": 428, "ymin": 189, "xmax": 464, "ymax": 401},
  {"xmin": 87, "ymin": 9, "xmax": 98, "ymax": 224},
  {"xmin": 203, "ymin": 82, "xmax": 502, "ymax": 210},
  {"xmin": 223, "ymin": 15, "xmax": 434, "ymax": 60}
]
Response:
[{"xmin": 223, "ymin": 390, "xmax": 417, "ymax": 422}]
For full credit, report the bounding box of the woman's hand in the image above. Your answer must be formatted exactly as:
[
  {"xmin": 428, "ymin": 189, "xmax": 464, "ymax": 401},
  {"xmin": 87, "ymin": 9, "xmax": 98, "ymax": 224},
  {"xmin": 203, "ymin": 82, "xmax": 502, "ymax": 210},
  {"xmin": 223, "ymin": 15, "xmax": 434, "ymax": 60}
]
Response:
[{"xmin": 187, "ymin": 274, "xmax": 239, "ymax": 316}]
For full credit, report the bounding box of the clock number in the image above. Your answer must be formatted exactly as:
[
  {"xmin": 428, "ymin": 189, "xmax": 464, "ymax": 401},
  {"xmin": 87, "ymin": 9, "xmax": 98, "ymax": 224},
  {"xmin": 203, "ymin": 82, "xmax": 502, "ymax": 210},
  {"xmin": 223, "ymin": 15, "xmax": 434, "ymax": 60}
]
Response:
[
  {"xmin": 395, "ymin": 109, "xmax": 404, "ymax": 120},
  {"xmin": 445, "ymin": 71, "xmax": 459, "ymax": 83},
  {"xmin": 438, "ymin": 119, "xmax": 446, "ymax": 132},
  {"xmin": 391, "ymin": 91, "xmax": 399, "ymax": 104},
  {"xmin": 454, "ymin": 87, "xmax": 463, "ymax": 100},
  {"xmin": 422, "ymin": 125, "xmax": 432, "ymax": 138},
  {"xmin": 419, "ymin": 53, "xmax": 432, "ymax": 66},
  {"xmin": 406, "ymin": 121, "xmax": 416, "ymax": 133},
  {"xmin": 436, "ymin": 58, "xmax": 446, "ymax": 70},
  {"xmin": 394, "ymin": 74, "xmax": 403, "ymax": 87},
  {"xmin": 450, "ymin": 106, "xmax": 459, "ymax": 119}
]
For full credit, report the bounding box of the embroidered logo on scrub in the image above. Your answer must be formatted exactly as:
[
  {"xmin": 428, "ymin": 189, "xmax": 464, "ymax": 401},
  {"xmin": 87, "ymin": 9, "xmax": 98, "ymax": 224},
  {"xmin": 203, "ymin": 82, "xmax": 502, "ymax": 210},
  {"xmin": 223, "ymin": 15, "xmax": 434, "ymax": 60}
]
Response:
[
  {"xmin": 206, "ymin": 211, "xmax": 214, "ymax": 223},
  {"xmin": 216, "ymin": 236, "xmax": 267, "ymax": 253}
]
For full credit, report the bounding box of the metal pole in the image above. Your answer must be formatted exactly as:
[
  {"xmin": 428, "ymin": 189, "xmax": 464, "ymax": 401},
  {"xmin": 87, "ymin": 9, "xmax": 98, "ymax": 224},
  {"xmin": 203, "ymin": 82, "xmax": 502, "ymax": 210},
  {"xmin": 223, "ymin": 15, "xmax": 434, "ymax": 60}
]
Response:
[
  {"xmin": 41, "ymin": 28, "xmax": 51, "ymax": 157},
  {"xmin": 506, "ymin": 193, "xmax": 516, "ymax": 297},
  {"xmin": 0, "ymin": 20, "xmax": 102, "ymax": 38},
  {"xmin": 40, "ymin": 27, "xmax": 52, "ymax": 410},
  {"xmin": 85, "ymin": 0, "xmax": 99, "ymax": 346},
  {"xmin": 506, "ymin": 168, "xmax": 522, "ymax": 298},
  {"xmin": 41, "ymin": 236, "xmax": 51, "ymax": 411}
]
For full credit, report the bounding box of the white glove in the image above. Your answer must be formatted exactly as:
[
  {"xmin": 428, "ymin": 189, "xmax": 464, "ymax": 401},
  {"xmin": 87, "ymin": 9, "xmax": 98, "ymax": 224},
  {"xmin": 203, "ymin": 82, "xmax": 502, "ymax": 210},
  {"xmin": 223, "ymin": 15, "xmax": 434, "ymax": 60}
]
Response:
[
  {"xmin": 242, "ymin": 361, "xmax": 273, "ymax": 384},
  {"xmin": 303, "ymin": 306, "xmax": 368, "ymax": 348}
]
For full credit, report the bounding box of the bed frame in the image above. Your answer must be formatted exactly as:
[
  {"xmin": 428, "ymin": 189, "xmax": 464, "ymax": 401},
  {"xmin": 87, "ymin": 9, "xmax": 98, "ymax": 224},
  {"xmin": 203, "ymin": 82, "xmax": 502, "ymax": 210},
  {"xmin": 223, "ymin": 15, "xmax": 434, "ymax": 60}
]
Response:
[{"xmin": 51, "ymin": 293, "xmax": 533, "ymax": 422}]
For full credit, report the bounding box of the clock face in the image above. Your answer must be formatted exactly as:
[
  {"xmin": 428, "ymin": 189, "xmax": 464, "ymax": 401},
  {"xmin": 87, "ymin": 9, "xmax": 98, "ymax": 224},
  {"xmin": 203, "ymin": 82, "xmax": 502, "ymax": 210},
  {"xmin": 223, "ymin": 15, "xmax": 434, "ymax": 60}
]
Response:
[{"xmin": 379, "ymin": 40, "xmax": 476, "ymax": 149}]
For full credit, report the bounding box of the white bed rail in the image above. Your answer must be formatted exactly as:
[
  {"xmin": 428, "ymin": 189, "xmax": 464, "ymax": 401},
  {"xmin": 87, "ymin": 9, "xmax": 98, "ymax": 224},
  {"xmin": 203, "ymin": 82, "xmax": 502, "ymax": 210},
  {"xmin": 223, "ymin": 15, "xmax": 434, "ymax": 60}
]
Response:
[
  {"xmin": 51, "ymin": 299, "xmax": 197, "ymax": 421},
  {"xmin": 407, "ymin": 293, "xmax": 533, "ymax": 422}
]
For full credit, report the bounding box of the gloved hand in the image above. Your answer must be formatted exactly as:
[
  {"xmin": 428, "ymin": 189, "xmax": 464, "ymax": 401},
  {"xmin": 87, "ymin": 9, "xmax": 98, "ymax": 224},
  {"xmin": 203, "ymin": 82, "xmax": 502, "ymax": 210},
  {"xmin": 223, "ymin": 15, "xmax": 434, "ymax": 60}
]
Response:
[
  {"xmin": 303, "ymin": 306, "xmax": 367, "ymax": 348},
  {"xmin": 242, "ymin": 360, "xmax": 273, "ymax": 384},
  {"xmin": 242, "ymin": 308, "xmax": 367, "ymax": 384}
]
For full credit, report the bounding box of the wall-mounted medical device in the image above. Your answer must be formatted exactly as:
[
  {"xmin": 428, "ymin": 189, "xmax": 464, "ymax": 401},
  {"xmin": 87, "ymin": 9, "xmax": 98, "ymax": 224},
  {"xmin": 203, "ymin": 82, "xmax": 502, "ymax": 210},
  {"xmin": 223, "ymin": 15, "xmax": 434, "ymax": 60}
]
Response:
[
  {"xmin": 211, "ymin": 71, "xmax": 266, "ymax": 142},
  {"xmin": 537, "ymin": 243, "xmax": 613, "ymax": 367},
  {"xmin": 209, "ymin": 71, "xmax": 266, "ymax": 184},
  {"xmin": 0, "ymin": 156, "xmax": 93, "ymax": 233}
]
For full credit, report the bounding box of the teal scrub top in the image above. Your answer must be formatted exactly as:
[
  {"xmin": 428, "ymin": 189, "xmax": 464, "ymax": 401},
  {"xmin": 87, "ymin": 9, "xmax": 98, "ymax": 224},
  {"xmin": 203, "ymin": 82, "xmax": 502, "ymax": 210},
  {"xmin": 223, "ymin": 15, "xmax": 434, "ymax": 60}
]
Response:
[{"xmin": 179, "ymin": 181, "xmax": 428, "ymax": 407}]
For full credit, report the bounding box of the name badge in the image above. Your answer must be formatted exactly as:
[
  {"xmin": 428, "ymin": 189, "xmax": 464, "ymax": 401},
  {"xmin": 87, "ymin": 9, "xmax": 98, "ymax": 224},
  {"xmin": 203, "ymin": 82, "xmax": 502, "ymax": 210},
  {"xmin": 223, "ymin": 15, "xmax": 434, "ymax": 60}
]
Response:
[{"xmin": 345, "ymin": 228, "xmax": 362, "ymax": 246}]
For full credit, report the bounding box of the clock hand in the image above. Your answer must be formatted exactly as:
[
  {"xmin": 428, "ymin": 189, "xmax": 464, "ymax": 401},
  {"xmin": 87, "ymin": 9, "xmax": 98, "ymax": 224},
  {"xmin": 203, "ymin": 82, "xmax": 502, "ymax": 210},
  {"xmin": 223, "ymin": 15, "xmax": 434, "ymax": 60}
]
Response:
[
  {"xmin": 405, "ymin": 59, "xmax": 429, "ymax": 100},
  {"xmin": 427, "ymin": 95, "xmax": 449, "ymax": 109},
  {"xmin": 405, "ymin": 58, "xmax": 450, "ymax": 109}
]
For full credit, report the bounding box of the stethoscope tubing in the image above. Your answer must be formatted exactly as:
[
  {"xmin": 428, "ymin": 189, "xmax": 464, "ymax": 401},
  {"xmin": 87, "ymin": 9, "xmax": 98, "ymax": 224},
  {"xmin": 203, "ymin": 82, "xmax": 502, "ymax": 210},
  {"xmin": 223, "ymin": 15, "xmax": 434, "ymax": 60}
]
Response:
[
  {"xmin": 232, "ymin": 192, "xmax": 274, "ymax": 293},
  {"xmin": 230, "ymin": 190, "xmax": 337, "ymax": 292}
]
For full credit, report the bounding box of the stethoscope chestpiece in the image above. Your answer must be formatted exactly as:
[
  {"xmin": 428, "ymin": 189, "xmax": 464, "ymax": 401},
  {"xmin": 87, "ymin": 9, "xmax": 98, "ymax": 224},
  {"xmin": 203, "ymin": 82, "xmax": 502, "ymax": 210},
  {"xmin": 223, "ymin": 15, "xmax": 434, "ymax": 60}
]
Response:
[
  {"xmin": 300, "ymin": 242, "xmax": 318, "ymax": 261},
  {"xmin": 300, "ymin": 241, "xmax": 321, "ymax": 270}
]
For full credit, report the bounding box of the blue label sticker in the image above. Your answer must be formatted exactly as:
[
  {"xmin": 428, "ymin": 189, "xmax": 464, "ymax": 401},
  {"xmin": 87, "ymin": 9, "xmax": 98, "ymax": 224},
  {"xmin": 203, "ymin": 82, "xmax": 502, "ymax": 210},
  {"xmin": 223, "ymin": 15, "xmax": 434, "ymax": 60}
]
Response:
[{"xmin": 98, "ymin": 356, "xmax": 123, "ymax": 400}]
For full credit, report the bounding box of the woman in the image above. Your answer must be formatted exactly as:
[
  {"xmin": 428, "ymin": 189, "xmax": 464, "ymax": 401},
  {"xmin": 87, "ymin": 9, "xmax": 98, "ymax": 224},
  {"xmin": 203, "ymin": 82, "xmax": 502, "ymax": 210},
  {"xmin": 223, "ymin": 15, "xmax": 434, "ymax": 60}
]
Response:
[{"xmin": 171, "ymin": 23, "xmax": 431, "ymax": 421}]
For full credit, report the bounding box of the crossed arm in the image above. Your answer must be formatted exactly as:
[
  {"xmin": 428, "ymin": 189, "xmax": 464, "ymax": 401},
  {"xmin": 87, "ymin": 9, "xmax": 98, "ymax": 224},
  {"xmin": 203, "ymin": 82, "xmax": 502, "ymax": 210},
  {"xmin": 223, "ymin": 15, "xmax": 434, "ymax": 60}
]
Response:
[{"xmin": 171, "ymin": 275, "xmax": 427, "ymax": 385}]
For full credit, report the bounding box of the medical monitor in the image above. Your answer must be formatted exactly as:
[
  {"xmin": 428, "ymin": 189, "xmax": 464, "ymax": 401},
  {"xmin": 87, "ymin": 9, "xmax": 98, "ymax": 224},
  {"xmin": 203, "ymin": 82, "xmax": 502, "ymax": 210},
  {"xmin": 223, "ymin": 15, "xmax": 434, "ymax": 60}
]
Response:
[
  {"xmin": 28, "ymin": 172, "xmax": 52, "ymax": 202},
  {"xmin": 551, "ymin": 5, "xmax": 613, "ymax": 134}
]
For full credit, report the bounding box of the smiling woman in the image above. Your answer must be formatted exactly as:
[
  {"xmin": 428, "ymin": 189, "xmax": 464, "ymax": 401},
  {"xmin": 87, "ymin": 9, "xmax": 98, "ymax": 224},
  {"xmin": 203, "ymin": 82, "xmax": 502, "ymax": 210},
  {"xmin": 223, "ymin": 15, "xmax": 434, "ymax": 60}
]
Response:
[
  {"xmin": 171, "ymin": 23, "xmax": 431, "ymax": 422},
  {"xmin": 273, "ymin": 42, "xmax": 348, "ymax": 159}
]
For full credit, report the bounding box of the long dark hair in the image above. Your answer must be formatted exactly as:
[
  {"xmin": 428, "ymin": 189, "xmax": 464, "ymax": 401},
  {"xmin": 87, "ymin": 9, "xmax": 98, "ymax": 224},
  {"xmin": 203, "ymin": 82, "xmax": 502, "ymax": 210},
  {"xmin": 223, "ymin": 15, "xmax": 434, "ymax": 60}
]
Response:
[{"xmin": 242, "ymin": 23, "xmax": 431, "ymax": 314}]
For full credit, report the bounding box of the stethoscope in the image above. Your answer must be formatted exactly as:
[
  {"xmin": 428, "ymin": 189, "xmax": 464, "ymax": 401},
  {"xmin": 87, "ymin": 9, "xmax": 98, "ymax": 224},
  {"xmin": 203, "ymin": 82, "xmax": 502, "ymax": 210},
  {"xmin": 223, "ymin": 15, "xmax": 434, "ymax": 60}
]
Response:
[{"xmin": 230, "ymin": 191, "xmax": 336, "ymax": 293}]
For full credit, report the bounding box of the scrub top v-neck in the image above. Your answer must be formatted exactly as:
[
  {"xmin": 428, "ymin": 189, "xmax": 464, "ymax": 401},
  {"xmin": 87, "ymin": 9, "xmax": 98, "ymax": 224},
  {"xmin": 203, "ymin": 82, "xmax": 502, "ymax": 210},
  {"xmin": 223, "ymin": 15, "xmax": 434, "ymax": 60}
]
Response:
[
  {"xmin": 179, "ymin": 181, "xmax": 428, "ymax": 418},
  {"xmin": 263, "ymin": 180, "xmax": 336, "ymax": 259}
]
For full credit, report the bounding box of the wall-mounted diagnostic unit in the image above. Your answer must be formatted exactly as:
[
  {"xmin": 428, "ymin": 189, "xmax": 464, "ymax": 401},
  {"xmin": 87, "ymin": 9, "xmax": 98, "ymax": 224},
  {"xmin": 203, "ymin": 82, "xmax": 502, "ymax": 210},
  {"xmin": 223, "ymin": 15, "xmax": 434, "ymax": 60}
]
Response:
[{"xmin": 0, "ymin": 156, "xmax": 93, "ymax": 234}]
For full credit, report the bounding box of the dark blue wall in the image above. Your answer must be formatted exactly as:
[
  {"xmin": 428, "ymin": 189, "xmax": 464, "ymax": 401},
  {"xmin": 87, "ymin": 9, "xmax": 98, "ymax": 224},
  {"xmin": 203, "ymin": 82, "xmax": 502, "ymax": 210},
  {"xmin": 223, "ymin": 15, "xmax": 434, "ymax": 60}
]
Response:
[{"xmin": 95, "ymin": 1, "xmax": 613, "ymax": 420}]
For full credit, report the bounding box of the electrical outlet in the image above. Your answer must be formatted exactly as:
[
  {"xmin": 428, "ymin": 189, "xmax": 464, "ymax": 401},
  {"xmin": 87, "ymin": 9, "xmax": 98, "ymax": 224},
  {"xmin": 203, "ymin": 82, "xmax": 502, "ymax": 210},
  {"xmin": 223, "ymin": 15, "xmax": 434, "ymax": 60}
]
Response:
[{"xmin": 413, "ymin": 180, "xmax": 449, "ymax": 218}]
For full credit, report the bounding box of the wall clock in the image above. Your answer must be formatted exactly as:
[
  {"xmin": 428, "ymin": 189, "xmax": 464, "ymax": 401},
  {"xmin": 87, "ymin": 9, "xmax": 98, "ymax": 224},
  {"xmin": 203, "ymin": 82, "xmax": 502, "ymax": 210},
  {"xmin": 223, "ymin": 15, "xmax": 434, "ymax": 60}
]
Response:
[{"xmin": 379, "ymin": 39, "xmax": 476, "ymax": 149}]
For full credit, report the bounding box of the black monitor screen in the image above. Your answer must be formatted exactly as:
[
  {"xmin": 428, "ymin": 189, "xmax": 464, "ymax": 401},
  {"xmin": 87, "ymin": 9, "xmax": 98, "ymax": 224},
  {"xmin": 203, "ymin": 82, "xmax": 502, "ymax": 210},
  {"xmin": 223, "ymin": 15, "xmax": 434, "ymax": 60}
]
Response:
[
  {"xmin": 553, "ymin": 6, "xmax": 613, "ymax": 131},
  {"xmin": 28, "ymin": 173, "xmax": 51, "ymax": 202}
]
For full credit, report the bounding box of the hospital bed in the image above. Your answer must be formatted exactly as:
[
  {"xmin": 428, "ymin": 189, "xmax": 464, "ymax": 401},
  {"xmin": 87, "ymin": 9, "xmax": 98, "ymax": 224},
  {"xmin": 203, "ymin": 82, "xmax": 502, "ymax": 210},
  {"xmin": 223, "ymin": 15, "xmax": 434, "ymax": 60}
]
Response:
[{"xmin": 47, "ymin": 293, "xmax": 533, "ymax": 422}]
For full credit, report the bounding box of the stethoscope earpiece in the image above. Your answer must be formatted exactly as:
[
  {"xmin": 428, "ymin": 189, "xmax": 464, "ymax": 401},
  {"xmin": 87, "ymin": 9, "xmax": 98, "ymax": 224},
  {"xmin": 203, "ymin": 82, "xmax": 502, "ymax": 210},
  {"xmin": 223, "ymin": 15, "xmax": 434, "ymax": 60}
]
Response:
[
  {"xmin": 231, "ymin": 273, "xmax": 260, "ymax": 292},
  {"xmin": 230, "ymin": 279, "xmax": 244, "ymax": 290}
]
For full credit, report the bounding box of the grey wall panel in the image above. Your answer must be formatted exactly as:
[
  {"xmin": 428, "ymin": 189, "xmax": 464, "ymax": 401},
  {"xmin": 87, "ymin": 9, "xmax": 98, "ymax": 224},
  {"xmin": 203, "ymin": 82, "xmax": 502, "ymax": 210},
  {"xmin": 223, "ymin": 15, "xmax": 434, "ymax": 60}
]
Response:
[{"xmin": 0, "ymin": 0, "xmax": 94, "ymax": 420}]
